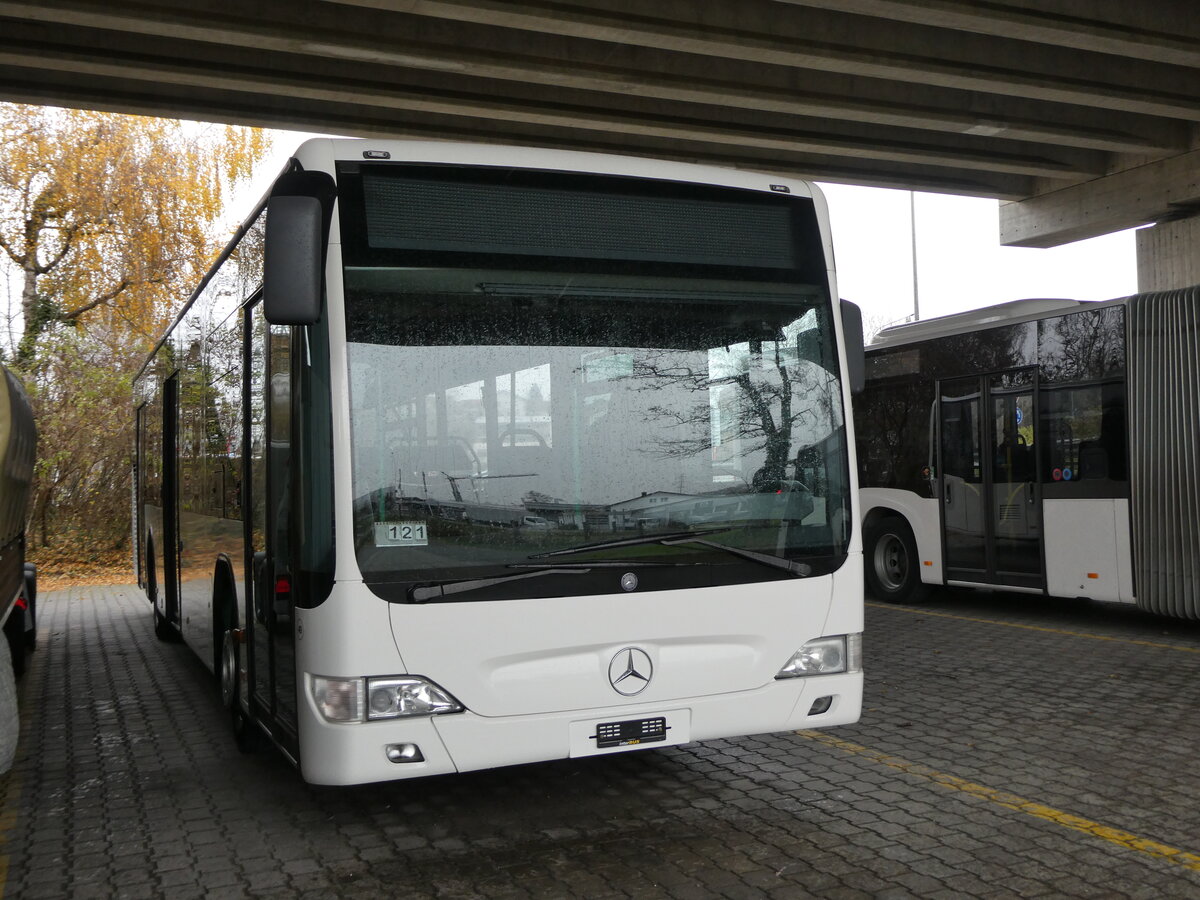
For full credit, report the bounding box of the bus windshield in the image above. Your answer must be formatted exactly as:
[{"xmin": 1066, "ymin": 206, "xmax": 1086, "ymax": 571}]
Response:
[
  {"xmin": 345, "ymin": 267, "xmax": 851, "ymax": 599},
  {"xmin": 337, "ymin": 163, "xmax": 850, "ymax": 601}
]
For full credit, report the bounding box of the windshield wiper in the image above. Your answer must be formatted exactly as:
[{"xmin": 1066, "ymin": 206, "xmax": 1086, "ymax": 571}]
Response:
[
  {"xmin": 659, "ymin": 538, "xmax": 812, "ymax": 577},
  {"xmin": 408, "ymin": 559, "xmax": 692, "ymax": 602},
  {"xmin": 528, "ymin": 529, "xmax": 724, "ymax": 559},
  {"xmin": 528, "ymin": 530, "xmax": 812, "ymax": 577},
  {"xmin": 410, "ymin": 567, "xmax": 589, "ymax": 602}
]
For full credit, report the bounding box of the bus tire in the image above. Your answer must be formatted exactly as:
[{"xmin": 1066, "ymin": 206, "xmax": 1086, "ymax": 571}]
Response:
[
  {"xmin": 154, "ymin": 608, "xmax": 170, "ymax": 641},
  {"xmin": 212, "ymin": 563, "xmax": 237, "ymax": 679},
  {"xmin": 221, "ymin": 628, "xmax": 258, "ymax": 754},
  {"xmin": 865, "ymin": 515, "xmax": 925, "ymax": 603}
]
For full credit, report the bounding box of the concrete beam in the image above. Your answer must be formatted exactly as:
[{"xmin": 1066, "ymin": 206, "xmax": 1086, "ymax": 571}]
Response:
[
  {"xmin": 0, "ymin": 0, "xmax": 1175, "ymax": 157},
  {"xmin": 0, "ymin": 0, "xmax": 1194, "ymax": 214},
  {"xmin": 0, "ymin": 41, "xmax": 1097, "ymax": 181},
  {"xmin": 0, "ymin": 67, "xmax": 1027, "ymax": 198},
  {"xmin": 1000, "ymin": 149, "xmax": 1200, "ymax": 248},
  {"xmin": 779, "ymin": 0, "xmax": 1200, "ymax": 68},
  {"xmin": 330, "ymin": 0, "xmax": 1200, "ymax": 119}
]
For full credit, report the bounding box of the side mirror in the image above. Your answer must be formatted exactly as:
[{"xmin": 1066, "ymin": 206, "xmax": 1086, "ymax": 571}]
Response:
[
  {"xmin": 840, "ymin": 299, "xmax": 866, "ymax": 394},
  {"xmin": 264, "ymin": 195, "xmax": 323, "ymax": 326}
]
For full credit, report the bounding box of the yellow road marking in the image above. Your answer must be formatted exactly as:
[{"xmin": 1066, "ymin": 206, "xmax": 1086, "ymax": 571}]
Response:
[
  {"xmin": 866, "ymin": 601, "xmax": 1200, "ymax": 653},
  {"xmin": 800, "ymin": 730, "xmax": 1200, "ymax": 872}
]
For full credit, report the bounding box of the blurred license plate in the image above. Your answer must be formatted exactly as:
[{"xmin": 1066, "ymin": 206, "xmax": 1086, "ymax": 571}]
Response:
[{"xmin": 593, "ymin": 716, "xmax": 668, "ymax": 748}]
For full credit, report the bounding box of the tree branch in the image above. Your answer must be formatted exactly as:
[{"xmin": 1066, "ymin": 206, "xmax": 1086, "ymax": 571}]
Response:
[{"xmin": 61, "ymin": 279, "xmax": 130, "ymax": 321}]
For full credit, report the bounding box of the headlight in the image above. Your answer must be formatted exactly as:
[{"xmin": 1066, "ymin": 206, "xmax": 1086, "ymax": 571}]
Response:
[
  {"xmin": 367, "ymin": 676, "xmax": 463, "ymax": 720},
  {"xmin": 776, "ymin": 634, "xmax": 862, "ymax": 679},
  {"xmin": 313, "ymin": 675, "xmax": 364, "ymax": 723}
]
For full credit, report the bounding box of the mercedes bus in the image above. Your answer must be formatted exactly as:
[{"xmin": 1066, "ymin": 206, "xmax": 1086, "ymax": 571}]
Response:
[
  {"xmin": 856, "ymin": 290, "xmax": 1200, "ymax": 619},
  {"xmin": 133, "ymin": 139, "xmax": 865, "ymax": 785}
]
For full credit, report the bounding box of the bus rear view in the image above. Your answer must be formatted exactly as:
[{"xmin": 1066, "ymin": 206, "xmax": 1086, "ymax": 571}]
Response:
[{"xmin": 134, "ymin": 140, "xmax": 864, "ymax": 785}]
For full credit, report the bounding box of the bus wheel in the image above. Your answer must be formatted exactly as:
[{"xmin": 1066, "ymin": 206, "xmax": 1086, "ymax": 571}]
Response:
[
  {"xmin": 865, "ymin": 516, "xmax": 925, "ymax": 603},
  {"xmin": 221, "ymin": 629, "xmax": 257, "ymax": 753},
  {"xmin": 153, "ymin": 608, "xmax": 174, "ymax": 642}
]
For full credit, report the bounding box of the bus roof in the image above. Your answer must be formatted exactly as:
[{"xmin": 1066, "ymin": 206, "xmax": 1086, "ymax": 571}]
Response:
[{"xmin": 869, "ymin": 297, "xmax": 1101, "ymax": 348}]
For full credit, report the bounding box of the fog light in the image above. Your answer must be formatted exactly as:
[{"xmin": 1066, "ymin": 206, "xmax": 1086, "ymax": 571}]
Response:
[
  {"xmin": 385, "ymin": 743, "xmax": 424, "ymax": 763},
  {"xmin": 808, "ymin": 695, "xmax": 833, "ymax": 715}
]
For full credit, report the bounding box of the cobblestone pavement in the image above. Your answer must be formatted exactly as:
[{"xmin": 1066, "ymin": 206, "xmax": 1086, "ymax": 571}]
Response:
[{"xmin": 3, "ymin": 584, "xmax": 1200, "ymax": 899}]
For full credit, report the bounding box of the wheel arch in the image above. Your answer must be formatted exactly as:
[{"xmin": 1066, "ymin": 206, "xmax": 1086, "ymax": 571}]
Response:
[
  {"xmin": 860, "ymin": 489, "xmax": 942, "ymax": 585},
  {"xmin": 862, "ymin": 504, "xmax": 899, "ymax": 537}
]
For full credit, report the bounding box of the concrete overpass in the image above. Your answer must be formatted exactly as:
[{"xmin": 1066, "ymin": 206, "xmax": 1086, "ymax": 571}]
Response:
[{"xmin": 1, "ymin": 0, "xmax": 1198, "ymax": 289}]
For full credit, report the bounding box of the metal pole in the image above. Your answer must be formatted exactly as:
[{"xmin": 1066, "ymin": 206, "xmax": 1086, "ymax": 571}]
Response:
[{"xmin": 910, "ymin": 191, "xmax": 920, "ymax": 322}]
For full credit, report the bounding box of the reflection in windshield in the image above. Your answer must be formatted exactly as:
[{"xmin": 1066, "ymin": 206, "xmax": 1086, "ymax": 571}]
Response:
[{"xmin": 346, "ymin": 270, "xmax": 850, "ymax": 591}]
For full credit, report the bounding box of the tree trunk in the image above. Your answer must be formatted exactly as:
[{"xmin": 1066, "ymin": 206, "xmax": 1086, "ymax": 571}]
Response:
[{"xmin": 18, "ymin": 265, "xmax": 42, "ymax": 362}]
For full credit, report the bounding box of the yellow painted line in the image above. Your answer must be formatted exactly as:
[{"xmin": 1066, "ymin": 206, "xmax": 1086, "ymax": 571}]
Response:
[
  {"xmin": 800, "ymin": 730, "xmax": 1200, "ymax": 872},
  {"xmin": 866, "ymin": 601, "xmax": 1200, "ymax": 654}
]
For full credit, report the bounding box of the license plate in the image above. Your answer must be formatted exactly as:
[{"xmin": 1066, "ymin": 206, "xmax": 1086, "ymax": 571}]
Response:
[{"xmin": 592, "ymin": 716, "xmax": 668, "ymax": 748}]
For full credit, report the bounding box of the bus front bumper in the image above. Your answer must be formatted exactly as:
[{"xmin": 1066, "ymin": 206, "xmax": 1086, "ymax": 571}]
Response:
[{"xmin": 298, "ymin": 671, "xmax": 862, "ymax": 786}]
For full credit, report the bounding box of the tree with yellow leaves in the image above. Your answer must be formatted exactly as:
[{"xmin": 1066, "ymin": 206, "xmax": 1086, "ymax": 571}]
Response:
[
  {"xmin": 0, "ymin": 103, "xmax": 270, "ymax": 359},
  {"xmin": 0, "ymin": 103, "xmax": 270, "ymax": 573}
]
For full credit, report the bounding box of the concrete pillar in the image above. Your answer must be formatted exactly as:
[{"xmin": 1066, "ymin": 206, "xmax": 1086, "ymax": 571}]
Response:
[{"xmin": 1136, "ymin": 216, "xmax": 1200, "ymax": 292}]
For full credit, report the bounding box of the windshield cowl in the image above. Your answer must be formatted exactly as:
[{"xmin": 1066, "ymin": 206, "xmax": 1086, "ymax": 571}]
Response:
[{"xmin": 376, "ymin": 544, "xmax": 845, "ymax": 604}]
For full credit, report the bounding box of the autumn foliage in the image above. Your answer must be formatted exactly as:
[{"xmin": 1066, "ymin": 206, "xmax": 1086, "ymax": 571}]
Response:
[{"xmin": 0, "ymin": 104, "xmax": 270, "ymax": 583}]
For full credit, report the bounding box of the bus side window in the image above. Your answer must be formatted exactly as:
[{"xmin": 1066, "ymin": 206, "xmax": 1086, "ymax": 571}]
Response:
[{"xmin": 1040, "ymin": 383, "xmax": 1126, "ymax": 483}]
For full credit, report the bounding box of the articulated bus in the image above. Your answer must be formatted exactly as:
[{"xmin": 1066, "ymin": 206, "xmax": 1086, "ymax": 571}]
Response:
[
  {"xmin": 856, "ymin": 290, "xmax": 1200, "ymax": 619},
  {"xmin": 133, "ymin": 139, "xmax": 866, "ymax": 785}
]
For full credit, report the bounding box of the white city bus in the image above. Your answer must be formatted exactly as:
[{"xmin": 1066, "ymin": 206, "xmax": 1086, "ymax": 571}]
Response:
[
  {"xmin": 856, "ymin": 291, "xmax": 1200, "ymax": 619},
  {"xmin": 133, "ymin": 139, "xmax": 865, "ymax": 785}
]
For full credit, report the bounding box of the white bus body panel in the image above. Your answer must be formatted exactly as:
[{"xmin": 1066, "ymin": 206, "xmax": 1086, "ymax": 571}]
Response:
[
  {"xmin": 859, "ymin": 488, "xmax": 943, "ymax": 584},
  {"xmin": 1043, "ymin": 499, "xmax": 1134, "ymax": 604},
  {"xmin": 295, "ymin": 569, "xmax": 862, "ymax": 786}
]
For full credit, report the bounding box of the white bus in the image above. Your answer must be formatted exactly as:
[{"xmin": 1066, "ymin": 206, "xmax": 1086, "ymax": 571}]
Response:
[
  {"xmin": 133, "ymin": 139, "xmax": 865, "ymax": 785},
  {"xmin": 856, "ymin": 291, "xmax": 1200, "ymax": 619}
]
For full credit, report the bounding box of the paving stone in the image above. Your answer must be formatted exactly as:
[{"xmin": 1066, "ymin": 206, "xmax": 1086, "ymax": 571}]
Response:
[{"xmin": 3, "ymin": 585, "xmax": 1200, "ymax": 899}]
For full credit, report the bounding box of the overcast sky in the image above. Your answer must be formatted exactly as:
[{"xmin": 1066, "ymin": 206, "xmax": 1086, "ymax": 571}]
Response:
[{"xmin": 818, "ymin": 182, "xmax": 1139, "ymax": 335}]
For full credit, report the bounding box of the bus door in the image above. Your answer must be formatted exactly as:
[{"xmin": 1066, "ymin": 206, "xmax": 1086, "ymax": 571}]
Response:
[
  {"xmin": 939, "ymin": 369, "xmax": 1042, "ymax": 589},
  {"xmin": 245, "ymin": 301, "xmax": 299, "ymax": 756}
]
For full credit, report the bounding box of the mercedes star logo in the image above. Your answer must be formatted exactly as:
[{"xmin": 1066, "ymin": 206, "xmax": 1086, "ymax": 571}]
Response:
[{"xmin": 608, "ymin": 647, "xmax": 653, "ymax": 696}]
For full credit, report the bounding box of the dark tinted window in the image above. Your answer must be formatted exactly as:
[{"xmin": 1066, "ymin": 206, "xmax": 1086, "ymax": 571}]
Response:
[
  {"xmin": 1039, "ymin": 306, "xmax": 1125, "ymax": 384},
  {"xmin": 1039, "ymin": 382, "xmax": 1127, "ymax": 493},
  {"xmin": 856, "ymin": 353, "xmax": 935, "ymax": 495},
  {"xmin": 922, "ymin": 322, "xmax": 1037, "ymax": 378}
]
